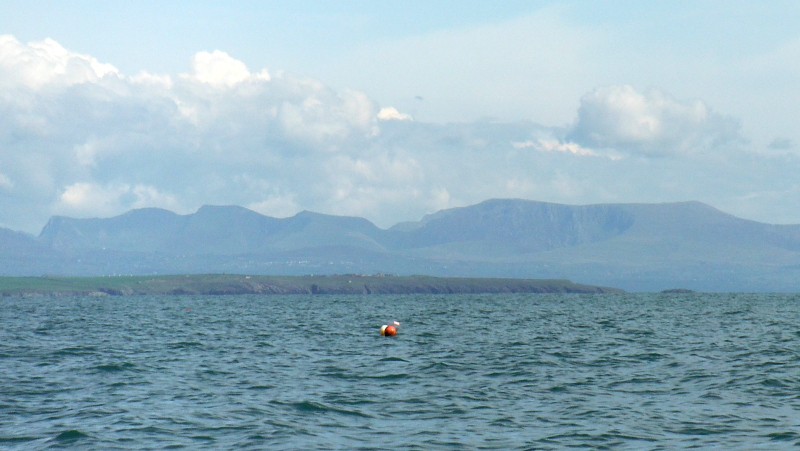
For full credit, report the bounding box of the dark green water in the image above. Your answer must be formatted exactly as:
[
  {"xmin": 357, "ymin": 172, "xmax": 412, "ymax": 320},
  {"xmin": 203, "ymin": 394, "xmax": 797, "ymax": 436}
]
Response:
[{"xmin": 1, "ymin": 293, "xmax": 800, "ymax": 450}]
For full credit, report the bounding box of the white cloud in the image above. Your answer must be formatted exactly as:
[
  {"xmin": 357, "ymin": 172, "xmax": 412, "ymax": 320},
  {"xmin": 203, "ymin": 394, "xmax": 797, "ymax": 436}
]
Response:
[
  {"xmin": 130, "ymin": 71, "xmax": 173, "ymax": 88},
  {"xmin": 276, "ymin": 84, "xmax": 376, "ymax": 144},
  {"xmin": 0, "ymin": 36, "xmax": 395, "ymax": 230},
  {"xmin": 512, "ymin": 138, "xmax": 598, "ymax": 157},
  {"xmin": 567, "ymin": 85, "xmax": 742, "ymax": 156},
  {"xmin": 377, "ymin": 107, "xmax": 412, "ymax": 121},
  {"xmin": 247, "ymin": 195, "xmax": 299, "ymax": 218},
  {"xmin": 186, "ymin": 50, "xmax": 253, "ymax": 87},
  {"xmin": 3, "ymin": 35, "xmax": 800, "ymax": 233},
  {"xmin": 0, "ymin": 34, "xmax": 118, "ymax": 89},
  {"xmin": 57, "ymin": 182, "xmax": 126, "ymax": 216},
  {"xmin": 56, "ymin": 182, "xmax": 179, "ymax": 217}
]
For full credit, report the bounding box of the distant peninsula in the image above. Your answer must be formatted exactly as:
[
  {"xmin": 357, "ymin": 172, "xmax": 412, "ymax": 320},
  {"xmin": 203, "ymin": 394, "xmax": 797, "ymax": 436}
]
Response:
[{"xmin": 0, "ymin": 274, "xmax": 624, "ymax": 297}]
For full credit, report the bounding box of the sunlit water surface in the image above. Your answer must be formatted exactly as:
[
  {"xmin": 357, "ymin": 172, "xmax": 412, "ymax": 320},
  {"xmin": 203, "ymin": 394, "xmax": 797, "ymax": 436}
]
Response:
[{"xmin": 2, "ymin": 293, "xmax": 800, "ymax": 450}]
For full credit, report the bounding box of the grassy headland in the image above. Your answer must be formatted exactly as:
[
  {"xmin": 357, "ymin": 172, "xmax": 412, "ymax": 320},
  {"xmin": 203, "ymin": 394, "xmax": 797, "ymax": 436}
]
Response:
[{"xmin": 0, "ymin": 274, "xmax": 624, "ymax": 296}]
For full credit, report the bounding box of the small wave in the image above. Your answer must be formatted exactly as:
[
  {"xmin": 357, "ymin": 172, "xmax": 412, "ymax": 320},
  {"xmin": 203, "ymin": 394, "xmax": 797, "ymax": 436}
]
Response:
[
  {"xmin": 680, "ymin": 372, "xmax": 716, "ymax": 383},
  {"xmin": 364, "ymin": 373, "xmax": 409, "ymax": 380},
  {"xmin": 319, "ymin": 369, "xmax": 353, "ymax": 380},
  {"xmin": 273, "ymin": 400, "xmax": 373, "ymax": 418},
  {"xmin": 506, "ymin": 340, "xmax": 529, "ymax": 347},
  {"xmin": 606, "ymin": 377, "xmax": 662, "ymax": 388},
  {"xmin": 168, "ymin": 341, "xmax": 203, "ymax": 349},
  {"xmin": 628, "ymin": 352, "xmax": 667, "ymax": 361},
  {"xmin": 54, "ymin": 346, "xmax": 97, "ymax": 356},
  {"xmin": 198, "ymin": 369, "xmax": 234, "ymax": 376},
  {"xmin": 94, "ymin": 362, "xmax": 135, "ymax": 372},
  {"xmin": 723, "ymin": 309, "xmax": 751, "ymax": 316},
  {"xmin": 120, "ymin": 425, "xmax": 169, "ymax": 434},
  {"xmin": 596, "ymin": 432, "xmax": 659, "ymax": 443},
  {"xmin": 419, "ymin": 361, "xmax": 462, "ymax": 371},
  {"xmin": 0, "ymin": 436, "xmax": 39, "ymax": 443},
  {"xmin": 766, "ymin": 431, "xmax": 799, "ymax": 441},
  {"xmin": 247, "ymin": 384, "xmax": 275, "ymax": 390},
  {"xmin": 672, "ymin": 425, "xmax": 736, "ymax": 436},
  {"xmin": 760, "ymin": 378, "xmax": 789, "ymax": 388},
  {"xmin": 699, "ymin": 392, "xmax": 723, "ymax": 399},
  {"xmin": 379, "ymin": 356, "xmax": 409, "ymax": 362},
  {"xmin": 623, "ymin": 329, "xmax": 655, "ymax": 336},
  {"xmin": 191, "ymin": 435, "xmax": 215, "ymax": 441},
  {"xmin": 54, "ymin": 430, "xmax": 89, "ymax": 441}
]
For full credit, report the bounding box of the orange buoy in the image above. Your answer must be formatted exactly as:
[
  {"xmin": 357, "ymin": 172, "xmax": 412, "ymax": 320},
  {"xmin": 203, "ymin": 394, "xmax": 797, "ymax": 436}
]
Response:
[
  {"xmin": 380, "ymin": 321, "xmax": 399, "ymax": 336},
  {"xmin": 381, "ymin": 324, "xmax": 397, "ymax": 336}
]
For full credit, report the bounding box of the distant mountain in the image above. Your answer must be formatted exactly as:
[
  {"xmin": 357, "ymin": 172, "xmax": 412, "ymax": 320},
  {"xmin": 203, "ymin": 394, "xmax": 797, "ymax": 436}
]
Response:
[
  {"xmin": 385, "ymin": 199, "xmax": 635, "ymax": 254},
  {"xmin": 38, "ymin": 205, "xmax": 386, "ymax": 255},
  {"xmin": 0, "ymin": 227, "xmax": 52, "ymax": 274},
  {"xmin": 4, "ymin": 199, "xmax": 800, "ymax": 291}
]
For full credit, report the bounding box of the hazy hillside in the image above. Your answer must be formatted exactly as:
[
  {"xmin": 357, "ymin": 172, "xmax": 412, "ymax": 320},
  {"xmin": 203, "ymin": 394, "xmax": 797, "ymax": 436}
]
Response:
[
  {"xmin": 385, "ymin": 199, "xmax": 635, "ymax": 253},
  {"xmin": 38, "ymin": 206, "xmax": 386, "ymax": 255},
  {"xmin": 4, "ymin": 198, "xmax": 800, "ymax": 291},
  {"xmin": 0, "ymin": 228, "xmax": 53, "ymax": 275}
]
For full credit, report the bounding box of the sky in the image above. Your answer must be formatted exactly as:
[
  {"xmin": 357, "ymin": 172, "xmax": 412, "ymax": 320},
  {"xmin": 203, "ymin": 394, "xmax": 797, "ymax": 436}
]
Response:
[{"xmin": 1, "ymin": 1, "xmax": 799, "ymax": 233}]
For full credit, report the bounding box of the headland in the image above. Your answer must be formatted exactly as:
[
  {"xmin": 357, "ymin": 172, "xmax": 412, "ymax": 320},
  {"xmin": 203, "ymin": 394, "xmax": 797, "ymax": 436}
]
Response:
[{"xmin": 0, "ymin": 274, "xmax": 624, "ymax": 297}]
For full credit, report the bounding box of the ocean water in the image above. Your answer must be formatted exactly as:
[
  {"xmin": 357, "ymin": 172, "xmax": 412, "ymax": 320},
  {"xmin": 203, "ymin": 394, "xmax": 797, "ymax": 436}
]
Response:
[{"xmin": 1, "ymin": 293, "xmax": 800, "ymax": 450}]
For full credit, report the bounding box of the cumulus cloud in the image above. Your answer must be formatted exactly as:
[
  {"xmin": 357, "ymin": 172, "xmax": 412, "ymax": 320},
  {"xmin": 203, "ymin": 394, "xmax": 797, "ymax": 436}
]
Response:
[
  {"xmin": 0, "ymin": 35, "xmax": 413, "ymax": 231},
  {"xmin": 247, "ymin": 195, "xmax": 299, "ymax": 218},
  {"xmin": 377, "ymin": 107, "xmax": 412, "ymax": 121},
  {"xmin": 0, "ymin": 35, "xmax": 118, "ymax": 89},
  {"xmin": 187, "ymin": 50, "xmax": 254, "ymax": 86},
  {"xmin": 567, "ymin": 85, "xmax": 742, "ymax": 156},
  {"xmin": 1, "ymin": 36, "xmax": 799, "ymax": 233},
  {"xmin": 512, "ymin": 138, "xmax": 599, "ymax": 157},
  {"xmin": 55, "ymin": 182, "xmax": 180, "ymax": 217}
]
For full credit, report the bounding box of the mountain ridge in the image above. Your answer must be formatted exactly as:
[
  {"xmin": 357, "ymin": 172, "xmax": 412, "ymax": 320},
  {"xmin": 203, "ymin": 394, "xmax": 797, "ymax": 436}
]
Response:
[{"xmin": 4, "ymin": 198, "xmax": 800, "ymax": 292}]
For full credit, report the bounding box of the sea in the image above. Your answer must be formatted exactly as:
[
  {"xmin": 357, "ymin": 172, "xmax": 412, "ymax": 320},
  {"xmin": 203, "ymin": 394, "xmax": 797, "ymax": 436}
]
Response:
[{"xmin": 1, "ymin": 293, "xmax": 799, "ymax": 450}]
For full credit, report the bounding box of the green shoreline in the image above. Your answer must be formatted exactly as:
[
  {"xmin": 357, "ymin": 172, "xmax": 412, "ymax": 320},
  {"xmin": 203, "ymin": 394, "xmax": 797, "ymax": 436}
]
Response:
[{"xmin": 0, "ymin": 274, "xmax": 624, "ymax": 296}]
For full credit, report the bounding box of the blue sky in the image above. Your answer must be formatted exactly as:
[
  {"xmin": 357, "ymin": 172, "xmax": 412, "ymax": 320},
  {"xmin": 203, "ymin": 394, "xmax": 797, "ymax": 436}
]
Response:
[{"xmin": 0, "ymin": 1, "xmax": 799, "ymax": 232}]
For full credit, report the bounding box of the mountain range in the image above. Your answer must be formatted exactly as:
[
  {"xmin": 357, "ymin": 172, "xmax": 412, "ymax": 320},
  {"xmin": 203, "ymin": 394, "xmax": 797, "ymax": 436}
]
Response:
[{"xmin": 3, "ymin": 199, "xmax": 800, "ymax": 292}]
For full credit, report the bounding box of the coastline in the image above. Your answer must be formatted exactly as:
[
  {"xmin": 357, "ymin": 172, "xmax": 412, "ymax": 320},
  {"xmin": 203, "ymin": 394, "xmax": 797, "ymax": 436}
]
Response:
[{"xmin": 0, "ymin": 274, "xmax": 624, "ymax": 296}]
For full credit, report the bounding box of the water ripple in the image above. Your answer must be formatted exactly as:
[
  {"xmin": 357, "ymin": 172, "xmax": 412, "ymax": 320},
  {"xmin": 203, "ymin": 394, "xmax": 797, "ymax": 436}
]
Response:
[{"xmin": 1, "ymin": 293, "xmax": 800, "ymax": 449}]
